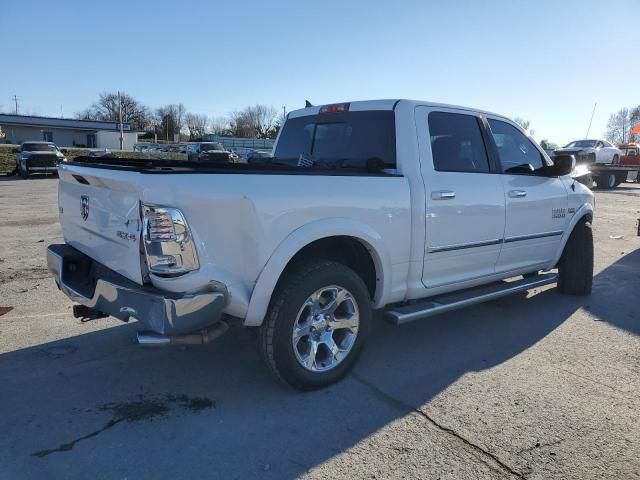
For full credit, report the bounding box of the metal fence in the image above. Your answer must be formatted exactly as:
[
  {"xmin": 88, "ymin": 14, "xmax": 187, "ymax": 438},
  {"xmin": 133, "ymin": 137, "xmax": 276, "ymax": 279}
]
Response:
[{"xmin": 206, "ymin": 135, "xmax": 274, "ymax": 151}]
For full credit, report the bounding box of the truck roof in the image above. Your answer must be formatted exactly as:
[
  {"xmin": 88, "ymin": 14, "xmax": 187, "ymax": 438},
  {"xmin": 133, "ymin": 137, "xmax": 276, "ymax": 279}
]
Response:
[{"xmin": 288, "ymin": 99, "xmax": 511, "ymax": 122}]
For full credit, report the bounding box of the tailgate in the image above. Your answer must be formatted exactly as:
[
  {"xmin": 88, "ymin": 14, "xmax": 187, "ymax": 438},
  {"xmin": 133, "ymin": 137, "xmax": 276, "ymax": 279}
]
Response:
[{"xmin": 58, "ymin": 164, "xmax": 144, "ymax": 284}]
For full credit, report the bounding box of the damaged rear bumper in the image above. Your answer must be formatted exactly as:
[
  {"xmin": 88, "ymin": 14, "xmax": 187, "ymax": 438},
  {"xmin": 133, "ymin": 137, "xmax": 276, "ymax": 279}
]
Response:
[{"xmin": 47, "ymin": 244, "xmax": 226, "ymax": 335}]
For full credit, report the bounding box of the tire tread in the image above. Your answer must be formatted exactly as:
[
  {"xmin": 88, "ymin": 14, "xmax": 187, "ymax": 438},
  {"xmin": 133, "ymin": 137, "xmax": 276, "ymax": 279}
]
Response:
[
  {"xmin": 258, "ymin": 260, "xmax": 370, "ymax": 390},
  {"xmin": 558, "ymin": 219, "xmax": 593, "ymax": 295}
]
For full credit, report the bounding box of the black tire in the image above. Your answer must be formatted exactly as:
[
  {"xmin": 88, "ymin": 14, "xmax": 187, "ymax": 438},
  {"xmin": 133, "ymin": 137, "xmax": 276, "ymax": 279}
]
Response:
[
  {"xmin": 603, "ymin": 172, "xmax": 617, "ymax": 189},
  {"xmin": 19, "ymin": 165, "xmax": 29, "ymax": 179},
  {"xmin": 558, "ymin": 219, "xmax": 593, "ymax": 296},
  {"xmin": 259, "ymin": 260, "xmax": 372, "ymax": 391},
  {"xmin": 612, "ymin": 155, "xmax": 619, "ymax": 165}
]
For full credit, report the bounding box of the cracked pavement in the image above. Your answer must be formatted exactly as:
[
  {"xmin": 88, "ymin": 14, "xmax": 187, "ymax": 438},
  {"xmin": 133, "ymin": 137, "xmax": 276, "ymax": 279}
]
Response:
[{"xmin": 1, "ymin": 177, "xmax": 639, "ymax": 479}]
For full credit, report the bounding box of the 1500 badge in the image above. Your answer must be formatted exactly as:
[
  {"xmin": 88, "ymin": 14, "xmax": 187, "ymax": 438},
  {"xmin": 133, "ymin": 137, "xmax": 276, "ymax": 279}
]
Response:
[{"xmin": 552, "ymin": 208, "xmax": 567, "ymax": 219}]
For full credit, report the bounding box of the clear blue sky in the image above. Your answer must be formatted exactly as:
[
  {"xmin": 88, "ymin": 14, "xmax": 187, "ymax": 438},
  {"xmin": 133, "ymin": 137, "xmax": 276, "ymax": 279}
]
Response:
[{"xmin": 1, "ymin": 0, "xmax": 638, "ymax": 145}]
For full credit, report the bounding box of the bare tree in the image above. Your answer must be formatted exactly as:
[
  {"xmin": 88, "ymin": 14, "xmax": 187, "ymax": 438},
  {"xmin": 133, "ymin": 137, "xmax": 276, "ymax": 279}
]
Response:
[
  {"xmin": 246, "ymin": 105, "xmax": 278, "ymax": 139},
  {"xmin": 539, "ymin": 139, "xmax": 558, "ymax": 150},
  {"xmin": 630, "ymin": 106, "xmax": 640, "ymax": 142},
  {"xmin": 185, "ymin": 112, "xmax": 209, "ymax": 140},
  {"xmin": 76, "ymin": 92, "xmax": 152, "ymax": 130},
  {"xmin": 209, "ymin": 116, "xmax": 230, "ymax": 136},
  {"xmin": 513, "ymin": 117, "xmax": 535, "ymax": 136},
  {"xmin": 75, "ymin": 108, "xmax": 95, "ymax": 120},
  {"xmin": 155, "ymin": 104, "xmax": 185, "ymax": 142},
  {"xmin": 228, "ymin": 109, "xmax": 254, "ymax": 138},
  {"xmin": 604, "ymin": 108, "xmax": 631, "ymax": 144},
  {"xmin": 227, "ymin": 105, "xmax": 278, "ymax": 138}
]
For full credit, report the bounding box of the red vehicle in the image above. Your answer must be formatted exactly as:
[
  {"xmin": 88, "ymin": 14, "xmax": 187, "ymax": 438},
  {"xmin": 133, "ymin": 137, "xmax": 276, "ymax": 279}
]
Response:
[{"xmin": 618, "ymin": 143, "xmax": 640, "ymax": 166}]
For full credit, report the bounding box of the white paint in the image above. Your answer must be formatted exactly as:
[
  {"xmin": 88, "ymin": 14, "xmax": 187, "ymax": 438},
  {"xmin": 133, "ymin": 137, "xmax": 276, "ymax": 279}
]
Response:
[{"xmin": 56, "ymin": 99, "xmax": 594, "ymax": 328}]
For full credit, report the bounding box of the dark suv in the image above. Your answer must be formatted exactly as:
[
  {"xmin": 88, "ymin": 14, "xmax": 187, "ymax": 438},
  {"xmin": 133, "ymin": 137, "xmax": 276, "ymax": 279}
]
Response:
[{"xmin": 14, "ymin": 142, "xmax": 66, "ymax": 178}]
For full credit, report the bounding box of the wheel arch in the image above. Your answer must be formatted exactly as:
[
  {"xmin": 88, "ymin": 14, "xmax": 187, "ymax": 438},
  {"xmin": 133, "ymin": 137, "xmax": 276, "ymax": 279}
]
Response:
[
  {"xmin": 244, "ymin": 219, "xmax": 391, "ymax": 326},
  {"xmin": 549, "ymin": 203, "xmax": 594, "ymax": 268}
]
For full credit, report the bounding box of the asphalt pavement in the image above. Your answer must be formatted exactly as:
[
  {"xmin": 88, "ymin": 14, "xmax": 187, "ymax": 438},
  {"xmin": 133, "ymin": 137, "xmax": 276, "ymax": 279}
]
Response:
[{"xmin": 1, "ymin": 177, "xmax": 638, "ymax": 479}]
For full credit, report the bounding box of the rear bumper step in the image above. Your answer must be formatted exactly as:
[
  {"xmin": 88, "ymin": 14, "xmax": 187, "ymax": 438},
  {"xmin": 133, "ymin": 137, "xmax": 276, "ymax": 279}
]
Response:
[
  {"xmin": 47, "ymin": 244, "xmax": 227, "ymax": 335},
  {"xmin": 386, "ymin": 273, "xmax": 558, "ymax": 325}
]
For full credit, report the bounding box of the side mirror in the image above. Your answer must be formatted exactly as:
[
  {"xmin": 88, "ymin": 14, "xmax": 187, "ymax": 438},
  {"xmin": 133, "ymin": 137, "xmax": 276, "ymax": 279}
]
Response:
[
  {"xmin": 629, "ymin": 150, "xmax": 637, "ymax": 156},
  {"xmin": 60, "ymin": 148, "xmax": 68, "ymax": 154},
  {"xmin": 548, "ymin": 154, "xmax": 575, "ymax": 176},
  {"xmin": 12, "ymin": 148, "xmax": 20, "ymax": 154}
]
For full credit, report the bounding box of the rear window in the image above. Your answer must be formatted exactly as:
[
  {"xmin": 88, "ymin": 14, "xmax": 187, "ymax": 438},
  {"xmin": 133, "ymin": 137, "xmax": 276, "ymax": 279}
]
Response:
[
  {"xmin": 201, "ymin": 143, "xmax": 224, "ymax": 151},
  {"xmin": 274, "ymin": 111, "xmax": 396, "ymax": 170}
]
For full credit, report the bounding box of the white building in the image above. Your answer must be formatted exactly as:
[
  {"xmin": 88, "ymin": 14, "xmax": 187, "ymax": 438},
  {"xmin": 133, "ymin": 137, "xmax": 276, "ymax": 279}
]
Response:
[{"xmin": 0, "ymin": 114, "xmax": 139, "ymax": 150}]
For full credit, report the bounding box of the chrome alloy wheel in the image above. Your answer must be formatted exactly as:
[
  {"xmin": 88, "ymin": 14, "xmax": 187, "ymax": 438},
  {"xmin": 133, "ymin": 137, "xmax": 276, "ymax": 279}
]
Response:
[{"xmin": 292, "ymin": 286, "xmax": 360, "ymax": 373}]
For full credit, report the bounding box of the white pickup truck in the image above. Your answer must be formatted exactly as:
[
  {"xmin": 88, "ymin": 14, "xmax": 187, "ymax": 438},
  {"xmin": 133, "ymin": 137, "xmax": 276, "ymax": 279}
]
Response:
[{"xmin": 47, "ymin": 100, "xmax": 594, "ymax": 390}]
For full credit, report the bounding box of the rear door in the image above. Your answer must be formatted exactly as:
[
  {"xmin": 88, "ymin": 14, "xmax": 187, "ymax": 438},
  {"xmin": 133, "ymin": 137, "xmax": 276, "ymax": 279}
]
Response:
[
  {"xmin": 416, "ymin": 107, "xmax": 505, "ymax": 288},
  {"xmin": 486, "ymin": 118, "xmax": 569, "ymax": 272}
]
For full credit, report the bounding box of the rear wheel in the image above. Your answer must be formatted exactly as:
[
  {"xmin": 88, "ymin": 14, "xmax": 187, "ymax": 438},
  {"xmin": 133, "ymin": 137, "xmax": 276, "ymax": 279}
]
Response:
[
  {"xmin": 603, "ymin": 172, "xmax": 617, "ymax": 189},
  {"xmin": 259, "ymin": 260, "xmax": 371, "ymax": 390},
  {"xmin": 558, "ymin": 219, "xmax": 593, "ymax": 296},
  {"xmin": 612, "ymin": 155, "xmax": 619, "ymax": 165}
]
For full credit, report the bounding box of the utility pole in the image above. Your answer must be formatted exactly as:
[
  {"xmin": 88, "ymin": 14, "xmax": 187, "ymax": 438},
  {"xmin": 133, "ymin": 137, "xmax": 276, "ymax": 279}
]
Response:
[
  {"xmin": 12, "ymin": 95, "xmax": 18, "ymax": 115},
  {"xmin": 283, "ymin": 105, "xmax": 286, "ymax": 120},
  {"xmin": 118, "ymin": 91, "xmax": 124, "ymax": 150},
  {"xmin": 585, "ymin": 102, "xmax": 597, "ymax": 138}
]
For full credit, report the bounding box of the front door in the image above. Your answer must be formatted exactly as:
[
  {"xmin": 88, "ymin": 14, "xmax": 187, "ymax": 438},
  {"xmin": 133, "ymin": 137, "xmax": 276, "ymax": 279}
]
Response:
[
  {"xmin": 86, "ymin": 134, "xmax": 96, "ymax": 148},
  {"xmin": 417, "ymin": 107, "xmax": 506, "ymax": 288},
  {"xmin": 486, "ymin": 118, "xmax": 569, "ymax": 272}
]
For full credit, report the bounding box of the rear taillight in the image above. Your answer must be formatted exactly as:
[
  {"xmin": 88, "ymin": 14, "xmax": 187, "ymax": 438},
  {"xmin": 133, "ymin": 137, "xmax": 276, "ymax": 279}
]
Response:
[
  {"xmin": 141, "ymin": 204, "xmax": 199, "ymax": 276},
  {"xmin": 319, "ymin": 103, "xmax": 350, "ymax": 114}
]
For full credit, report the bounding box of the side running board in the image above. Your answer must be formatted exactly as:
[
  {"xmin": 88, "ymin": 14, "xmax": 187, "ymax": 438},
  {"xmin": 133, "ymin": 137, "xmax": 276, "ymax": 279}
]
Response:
[{"xmin": 386, "ymin": 273, "xmax": 558, "ymax": 325}]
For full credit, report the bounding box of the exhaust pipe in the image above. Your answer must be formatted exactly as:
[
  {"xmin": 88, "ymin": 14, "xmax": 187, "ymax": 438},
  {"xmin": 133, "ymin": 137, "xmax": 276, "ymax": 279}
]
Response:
[{"xmin": 137, "ymin": 321, "xmax": 229, "ymax": 347}]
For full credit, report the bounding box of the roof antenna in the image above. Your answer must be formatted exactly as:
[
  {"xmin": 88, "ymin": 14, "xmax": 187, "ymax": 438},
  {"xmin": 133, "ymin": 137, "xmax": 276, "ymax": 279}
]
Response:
[{"xmin": 305, "ymin": 100, "xmax": 313, "ymax": 108}]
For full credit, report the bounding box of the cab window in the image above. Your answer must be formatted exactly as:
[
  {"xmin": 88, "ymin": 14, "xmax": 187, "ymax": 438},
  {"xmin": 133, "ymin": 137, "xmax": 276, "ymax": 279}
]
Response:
[
  {"xmin": 488, "ymin": 119, "xmax": 547, "ymax": 174},
  {"xmin": 427, "ymin": 111, "xmax": 490, "ymax": 173}
]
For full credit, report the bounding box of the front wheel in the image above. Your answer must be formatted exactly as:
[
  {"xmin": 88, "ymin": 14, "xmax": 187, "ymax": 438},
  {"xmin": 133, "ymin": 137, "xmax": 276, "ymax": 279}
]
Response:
[
  {"xmin": 259, "ymin": 260, "xmax": 371, "ymax": 390},
  {"xmin": 558, "ymin": 220, "xmax": 593, "ymax": 295},
  {"xmin": 612, "ymin": 155, "xmax": 619, "ymax": 165},
  {"xmin": 19, "ymin": 163, "xmax": 29, "ymax": 179}
]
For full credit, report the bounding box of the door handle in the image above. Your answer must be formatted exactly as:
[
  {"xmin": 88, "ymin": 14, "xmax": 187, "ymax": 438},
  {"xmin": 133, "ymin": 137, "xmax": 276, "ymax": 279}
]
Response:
[
  {"xmin": 508, "ymin": 190, "xmax": 527, "ymax": 198},
  {"xmin": 431, "ymin": 190, "xmax": 456, "ymax": 200}
]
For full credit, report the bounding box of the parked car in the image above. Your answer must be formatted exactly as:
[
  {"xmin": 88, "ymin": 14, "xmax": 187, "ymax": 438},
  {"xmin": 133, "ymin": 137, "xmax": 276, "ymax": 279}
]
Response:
[
  {"xmin": 186, "ymin": 142, "xmax": 231, "ymax": 162},
  {"xmin": 47, "ymin": 99, "xmax": 594, "ymax": 390},
  {"xmin": 554, "ymin": 139, "xmax": 621, "ymax": 165},
  {"xmin": 245, "ymin": 149, "xmax": 273, "ymax": 164},
  {"xmin": 14, "ymin": 141, "xmax": 67, "ymax": 178},
  {"xmin": 86, "ymin": 149, "xmax": 115, "ymax": 158},
  {"xmin": 133, "ymin": 143, "xmax": 160, "ymax": 152}
]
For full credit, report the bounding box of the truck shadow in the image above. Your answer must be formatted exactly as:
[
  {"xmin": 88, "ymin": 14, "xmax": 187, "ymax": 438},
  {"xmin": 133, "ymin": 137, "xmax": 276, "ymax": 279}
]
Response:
[
  {"xmin": 583, "ymin": 248, "xmax": 639, "ymax": 335},
  {"xmin": 0, "ymin": 250, "xmax": 636, "ymax": 478}
]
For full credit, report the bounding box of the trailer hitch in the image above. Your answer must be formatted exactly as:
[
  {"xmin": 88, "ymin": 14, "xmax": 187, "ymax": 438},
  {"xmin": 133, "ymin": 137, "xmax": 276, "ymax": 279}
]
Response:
[{"xmin": 73, "ymin": 305, "xmax": 109, "ymax": 323}]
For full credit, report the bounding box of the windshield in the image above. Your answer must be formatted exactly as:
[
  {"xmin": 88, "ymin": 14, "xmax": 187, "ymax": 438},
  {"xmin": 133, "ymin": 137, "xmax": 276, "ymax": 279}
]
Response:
[
  {"xmin": 22, "ymin": 143, "xmax": 57, "ymax": 152},
  {"xmin": 564, "ymin": 140, "xmax": 596, "ymax": 148},
  {"xmin": 201, "ymin": 143, "xmax": 224, "ymax": 151},
  {"xmin": 273, "ymin": 110, "xmax": 396, "ymax": 170}
]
